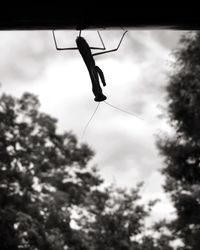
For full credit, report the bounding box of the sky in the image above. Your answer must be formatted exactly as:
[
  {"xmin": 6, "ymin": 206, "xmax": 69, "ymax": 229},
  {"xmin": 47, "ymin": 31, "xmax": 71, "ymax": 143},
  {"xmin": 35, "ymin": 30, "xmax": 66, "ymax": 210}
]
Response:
[{"xmin": 0, "ymin": 29, "xmax": 186, "ymax": 223}]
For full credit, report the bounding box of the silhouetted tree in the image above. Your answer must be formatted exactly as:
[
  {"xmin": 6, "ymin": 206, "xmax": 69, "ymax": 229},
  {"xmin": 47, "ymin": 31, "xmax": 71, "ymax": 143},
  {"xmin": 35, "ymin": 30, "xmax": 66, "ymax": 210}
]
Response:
[
  {"xmin": 0, "ymin": 92, "xmax": 165, "ymax": 250},
  {"xmin": 0, "ymin": 92, "xmax": 100, "ymax": 249},
  {"xmin": 157, "ymin": 31, "xmax": 200, "ymax": 249}
]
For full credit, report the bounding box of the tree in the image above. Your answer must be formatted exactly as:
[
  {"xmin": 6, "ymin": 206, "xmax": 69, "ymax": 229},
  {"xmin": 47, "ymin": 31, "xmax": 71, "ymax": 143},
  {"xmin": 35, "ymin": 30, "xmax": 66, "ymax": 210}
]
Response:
[
  {"xmin": 0, "ymin": 91, "xmax": 163, "ymax": 250},
  {"xmin": 157, "ymin": 31, "xmax": 200, "ymax": 249},
  {"xmin": 0, "ymin": 92, "xmax": 100, "ymax": 249},
  {"xmin": 83, "ymin": 183, "xmax": 150, "ymax": 250}
]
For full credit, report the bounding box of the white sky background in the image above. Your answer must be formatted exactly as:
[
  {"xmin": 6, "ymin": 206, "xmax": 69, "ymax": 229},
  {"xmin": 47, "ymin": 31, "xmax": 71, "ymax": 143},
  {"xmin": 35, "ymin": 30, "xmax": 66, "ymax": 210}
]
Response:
[{"xmin": 0, "ymin": 29, "xmax": 186, "ymax": 223}]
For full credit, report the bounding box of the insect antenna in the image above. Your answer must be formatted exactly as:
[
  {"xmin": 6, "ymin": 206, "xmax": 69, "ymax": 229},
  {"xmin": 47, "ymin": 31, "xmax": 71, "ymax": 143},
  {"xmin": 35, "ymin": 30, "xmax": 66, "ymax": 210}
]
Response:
[
  {"xmin": 81, "ymin": 102, "xmax": 100, "ymax": 140},
  {"xmin": 104, "ymin": 101, "xmax": 144, "ymax": 121}
]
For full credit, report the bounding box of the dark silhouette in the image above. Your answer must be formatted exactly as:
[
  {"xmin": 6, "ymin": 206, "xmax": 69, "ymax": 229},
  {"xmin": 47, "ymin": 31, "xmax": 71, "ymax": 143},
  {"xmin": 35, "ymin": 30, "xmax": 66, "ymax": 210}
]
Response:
[
  {"xmin": 0, "ymin": 92, "xmax": 98, "ymax": 249},
  {"xmin": 0, "ymin": 7, "xmax": 199, "ymax": 30},
  {"xmin": 157, "ymin": 31, "xmax": 200, "ymax": 249},
  {"xmin": 52, "ymin": 30, "xmax": 127, "ymax": 102},
  {"xmin": 76, "ymin": 35, "xmax": 107, "ymax": 102}
]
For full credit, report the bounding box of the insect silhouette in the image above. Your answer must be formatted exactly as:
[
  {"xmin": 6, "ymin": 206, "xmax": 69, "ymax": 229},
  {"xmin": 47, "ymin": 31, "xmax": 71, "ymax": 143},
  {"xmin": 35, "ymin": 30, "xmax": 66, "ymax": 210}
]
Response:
[
  {"xmin": 52, "ymin": 29, "xmax": 127, "ymax": 102},
  {"xmin": 52, "ymin": 30, "xmax": 144, "ymax": 138}
]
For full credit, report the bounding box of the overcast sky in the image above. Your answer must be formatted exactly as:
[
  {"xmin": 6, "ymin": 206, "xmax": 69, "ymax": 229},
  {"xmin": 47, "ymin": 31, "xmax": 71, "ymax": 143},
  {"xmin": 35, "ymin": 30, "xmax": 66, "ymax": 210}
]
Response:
[{"xmin": 0, "ymin": 29, "xmax": 186, "ymax": 223}]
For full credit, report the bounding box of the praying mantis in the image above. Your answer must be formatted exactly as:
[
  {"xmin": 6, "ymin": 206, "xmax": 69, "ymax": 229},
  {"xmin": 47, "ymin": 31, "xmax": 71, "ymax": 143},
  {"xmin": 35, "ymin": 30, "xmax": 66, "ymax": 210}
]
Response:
[
  {"xmin": 52, "ymin": 29, "xmax": 127, "ymax": 102},
  {"xmin": 52, "ymin": 29, "xmax": 144, "ymax": 138}
]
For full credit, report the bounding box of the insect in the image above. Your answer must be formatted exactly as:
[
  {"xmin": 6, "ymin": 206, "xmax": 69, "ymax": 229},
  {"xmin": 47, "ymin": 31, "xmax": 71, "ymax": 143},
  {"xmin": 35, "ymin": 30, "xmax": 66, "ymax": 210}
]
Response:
[
  {"xmin": 52, "ymin": 30, "xmax": 144, "ymax": 138},
  {"xmin": 52, "ymin": 29, "xmax": 127, "ymax": 102}
]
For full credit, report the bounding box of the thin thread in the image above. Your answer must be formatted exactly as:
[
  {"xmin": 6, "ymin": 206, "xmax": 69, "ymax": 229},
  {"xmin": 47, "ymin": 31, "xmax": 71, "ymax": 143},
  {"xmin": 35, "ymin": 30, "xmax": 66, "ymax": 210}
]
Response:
[
  {"xmin": 104, "ymin": 101, "xmax": 144, "ymax": 121},
  {"xmin": 81, "ymin": 102, "xmax": 100, "ymax": 139}
]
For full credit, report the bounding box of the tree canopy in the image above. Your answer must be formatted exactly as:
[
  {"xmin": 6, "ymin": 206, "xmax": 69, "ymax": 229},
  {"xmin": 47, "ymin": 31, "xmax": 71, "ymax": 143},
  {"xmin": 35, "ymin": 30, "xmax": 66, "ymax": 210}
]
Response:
[
  {"xmin": 0, "ymin": 91, "xmax": 170, "ymax": 250},
  {"xmin": 157, "ymin": 31, "xmax": 200, "ymax": 250}
]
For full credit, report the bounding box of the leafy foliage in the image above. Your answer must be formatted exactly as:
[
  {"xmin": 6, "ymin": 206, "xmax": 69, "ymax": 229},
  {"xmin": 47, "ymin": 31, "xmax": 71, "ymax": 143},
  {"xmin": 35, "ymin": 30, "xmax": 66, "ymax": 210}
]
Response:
[
  {"xmin": 157, "ymin": 31, "xmax": 200, "ymax": 249},
  {"xmin": 0, "ymin": 92, "xmax": 99, "ymax": 249},
  {"xmin": 0, "ymin": 92, "xmax": 165, "ymax": 250}
]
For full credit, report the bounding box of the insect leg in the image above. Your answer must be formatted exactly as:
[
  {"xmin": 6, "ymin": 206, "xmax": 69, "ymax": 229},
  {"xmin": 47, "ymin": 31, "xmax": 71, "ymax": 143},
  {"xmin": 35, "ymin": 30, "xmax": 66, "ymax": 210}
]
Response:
[
  {"xmin": 87, "ymin": 31, "xmax": 107, "ymax": 50},
  {"xmin": 52, "ymin": 30, "xmax": 79, "ymax": 51},
  {"xmin": 95, "ymin": 66, "xmax": 106, "ymax": 86},
  {"xmin": 92, "ymin": 30, "xmax": 128, "ymax": 56},
  {"xmin": 88, "ymin": 31, "xmax": 106, "ymax": 50}
]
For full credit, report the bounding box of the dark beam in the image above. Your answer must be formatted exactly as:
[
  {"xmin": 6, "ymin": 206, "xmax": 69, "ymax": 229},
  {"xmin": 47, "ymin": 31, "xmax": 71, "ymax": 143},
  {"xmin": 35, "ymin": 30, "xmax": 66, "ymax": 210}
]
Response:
[{"xmin": 0, "ymin": 7, "xmax": 199, "ymax": 30}]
